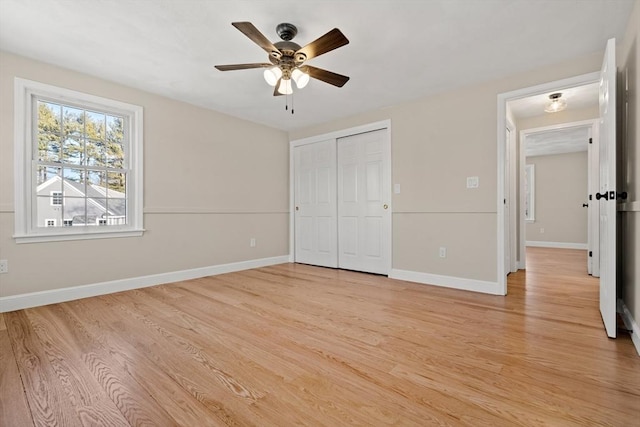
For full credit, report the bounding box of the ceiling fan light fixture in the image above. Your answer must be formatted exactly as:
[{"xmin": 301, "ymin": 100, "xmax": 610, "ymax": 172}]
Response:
[
  {"xmin": 277, "ymin": 78, "xmax": 293, "ymax": 95},
  {"xmin": 263, "ymin": 66, "xmax": 282, "ymax": 86},
  {"xmin": 544, "ymin": 92, "xmax": 567, "ymax": 113},
  {"xmin": 291, "ymin": 68, "xmax": 310, "ymax": 89}
]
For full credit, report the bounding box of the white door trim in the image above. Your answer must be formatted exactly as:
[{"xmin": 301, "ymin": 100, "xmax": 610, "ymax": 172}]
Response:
[
  {"xmin": 289, "ymin": 120, "xmax": 392, "ymax": 271},
  {"xmin": 497, "ymin": 72, "xmax": 600, "ymax": 295},
  {"xmin": 506, "ymin": 119, "xmax": 517, "ymax": 273}
]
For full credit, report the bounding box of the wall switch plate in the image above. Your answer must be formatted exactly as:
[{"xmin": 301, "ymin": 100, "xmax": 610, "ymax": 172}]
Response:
[
  {"xmin": 439, "ymin": 247, "xmax": 446, "ymax": 258},
  {"xmin": 394, "ymin": 184, "xmax": 401, "ymax": 194},
  {"xmin": 466, "ymin": 176, "xmax": 479, "ymax": 188},
  {"xmin": 250, "ymin": 238, "xmax": 256, "ymax": 247},
  {"xmin": 0, "ymin": 260, "xmax": 7, "ymax": 274},
  {"xmin": 540, "ymin": 228, "xmax": 545, "ymax": 234}
]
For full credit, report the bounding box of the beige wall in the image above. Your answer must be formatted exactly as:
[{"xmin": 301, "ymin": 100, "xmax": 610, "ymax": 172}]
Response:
[
  {"xmin": 0, "ymin": 52, "xmax": 290, "ymax": 298},
  {"xmin": 525, "ymin": 152, "xmax": 588, "ymax": 244},
  {"xmin": 619, "ymin": 0, "xmax": 640, "ymax": 329},
  {"xmin": 290, "ymin": 52, "xmax": 603, "ymax": 283}
]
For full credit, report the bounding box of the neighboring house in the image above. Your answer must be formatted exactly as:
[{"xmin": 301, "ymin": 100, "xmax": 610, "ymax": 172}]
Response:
[{"xmin": 36, "ymin": 175, "xmax": 126, "ymax": 227}]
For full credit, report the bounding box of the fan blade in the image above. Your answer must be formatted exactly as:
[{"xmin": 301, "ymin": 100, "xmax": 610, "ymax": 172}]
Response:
[
  {"xmin": 296, "ymin": 28, "xmax": 349, "ymax": 61},
  {"xmin": 304, "ymin": 66, "xmax": 350, "ymax": 87},
  {"xmin": 215, "ymin": 63, "xmax": 272, "ymax": 71},
  {"xmin": 232, "ymin": 22, "xmax": 282, "ymax": 58},
  {"xmin": 273, "ymin": 79, "xmax": 284, "ymax": 96}
]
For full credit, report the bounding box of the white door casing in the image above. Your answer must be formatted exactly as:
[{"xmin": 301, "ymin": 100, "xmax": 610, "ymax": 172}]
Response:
[
  {"xmin": 504, "ymin": 126, "xmax": 511, "ymax": 276},
  {"xmin": 294, "ymin": 140, "xmax": 338, "ymax": 268},
  {"xmin": 598, "ymin": 38, "xmax": 617, "ymax": 339},
  {"xmin": 337, "ymin": 130, "xmax": 391, "ymax": 274}
]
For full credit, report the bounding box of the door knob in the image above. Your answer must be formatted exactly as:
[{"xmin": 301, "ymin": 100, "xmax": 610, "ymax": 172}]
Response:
[
  {"xmin": 595, "ymin": 192, "xmax": 609, "ymax": 200},
  {"xmin": 295, "ymin": 206, "xmax": 299, "ymax": 211},
  {"xmin": 383, "ymin": 204, "xmax": 388, "ymax": 209},
  {"xmin": 582, "ymin": 203, "xmax": 588, "ymax": 207},
  {"xmin": 617, "ymin": 191, "xmax": 628, "ymax": 200}
]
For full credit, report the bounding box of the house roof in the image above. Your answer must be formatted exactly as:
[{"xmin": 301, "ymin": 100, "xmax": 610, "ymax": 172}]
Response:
[
  {"xmin": 0, "ymin": 0, "xmax": 634, "ymax": 131},
  {"xmin": 37, "ymin": 176, "xmax": 126, "ymax": 217}
]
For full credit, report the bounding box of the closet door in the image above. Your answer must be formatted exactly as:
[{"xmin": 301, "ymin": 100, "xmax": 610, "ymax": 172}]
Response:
[
  {"xmin": 294, "ymin": 140, "xmax": 338, "ymax": 267},
  {"xmin": 337, "ymin": 130, "xmax": 390, "ymax": 274}
]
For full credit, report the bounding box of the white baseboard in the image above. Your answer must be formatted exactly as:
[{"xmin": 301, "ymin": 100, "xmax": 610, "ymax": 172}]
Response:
[
  {"xmin": 389, "ymin": 269, "xmax": 504, "ymax": 295},
  {"xmin": 0, "ymin": 255, "xmax": 290, "ymax": 313},
  {"xmin": 526, "ymin": 241, "xmax": 588, "ymax": 250},
  {"xmin": 618, "ymin": 299, "xmax": 640, "ymax": 357}
]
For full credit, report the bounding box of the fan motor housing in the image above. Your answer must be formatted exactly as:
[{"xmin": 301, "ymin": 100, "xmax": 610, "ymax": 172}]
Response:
[{"xmin": 276, "ymin": 23, "xmax": 297, "ymax": 41}]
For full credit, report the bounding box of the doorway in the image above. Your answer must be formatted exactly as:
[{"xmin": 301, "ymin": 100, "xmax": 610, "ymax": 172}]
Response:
[
  {"xmin": 496, "ymin": 71, "xmax": 600, "ymax": 294},
  {"xmin": 519, "ymin": 120, "xmax": 599, "ymax": 276}
]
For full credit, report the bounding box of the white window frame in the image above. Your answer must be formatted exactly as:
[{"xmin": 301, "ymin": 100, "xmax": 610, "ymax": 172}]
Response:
[
  {"xmin": 50, "ymin": 190, "xmax": 62, "ymax": 206},
  {"xmin": 524, "ymin": 164, "xmax": 535, "ymax": 222},
  {"xmin": 14, "ymin": 78, "xmax": 144, "ymax": 243}
]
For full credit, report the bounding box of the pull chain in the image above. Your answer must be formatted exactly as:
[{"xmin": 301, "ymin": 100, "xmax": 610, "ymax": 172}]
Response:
[{"xmin": 284, "ymin": 90, "xmax": 295, "ymax": 115}]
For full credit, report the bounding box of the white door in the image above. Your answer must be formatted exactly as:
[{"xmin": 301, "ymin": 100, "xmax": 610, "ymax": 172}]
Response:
[
  {"xmin": 337, "ymin": 130, "xmax": 391, "ymax": 274},
  {"xmin": 598, "ymin": 38, "xmax": 617, "ymax": 338},
  {"xmin": 294, "ymin": 140, "xmax": 338, "ymax": 268},
  {"xmin": 587, "ymin": 124, "xmax": 600, "ymax": 277}
]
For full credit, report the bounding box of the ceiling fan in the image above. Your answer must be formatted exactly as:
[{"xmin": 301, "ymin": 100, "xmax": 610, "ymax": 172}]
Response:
[{"xmin": 215, "ymin": 22, "xmax": 350, "ymax": 96}]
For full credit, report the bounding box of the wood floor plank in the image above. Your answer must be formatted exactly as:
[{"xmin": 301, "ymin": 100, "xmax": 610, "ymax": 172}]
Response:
[
  {"xmin": 61, "ymin": 299, "xmax": 236, "ymax": 427},
  {"xmin": 26, "ymin": 305, "xmax": 171, "ymax": 426},
  {"xmin": 5, "ymin": 310, "xmax": 83, "ymax": 426},
  {"xmin": 0, "ymin": 330, "xmax": 34, "ymax": 427},
  {"xmin": 1, "ymin": 247, "xmax": 639, "ymax": 426}
]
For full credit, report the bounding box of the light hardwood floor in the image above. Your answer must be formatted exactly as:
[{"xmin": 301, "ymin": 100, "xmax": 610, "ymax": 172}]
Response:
[{"xmin": 1, "ymin": 247, "xmax": 639, "ymax": 426}]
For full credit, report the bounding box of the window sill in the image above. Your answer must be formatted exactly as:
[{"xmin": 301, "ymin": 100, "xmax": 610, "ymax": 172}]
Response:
[{"xmin": 14, "ymin": 228, "xmax": 145, "ymax": 244}]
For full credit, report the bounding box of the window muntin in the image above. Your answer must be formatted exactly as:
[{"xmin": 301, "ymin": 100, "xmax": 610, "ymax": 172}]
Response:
[{"xmin": 14, "ymin": 78, "xmax": 143, "ymax": 243}]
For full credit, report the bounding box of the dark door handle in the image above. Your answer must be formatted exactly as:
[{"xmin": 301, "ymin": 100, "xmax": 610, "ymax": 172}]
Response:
[
  {"xmin": 582, "ymin": 203, "xmax": 588, "ymax": 207},
  {"xmin": 596, "ymin": 192, "xmax": 609, "ymax": 200},
  {"xmin": 617, "ymin": 191, "xmax": 628, "ymax": 200}
]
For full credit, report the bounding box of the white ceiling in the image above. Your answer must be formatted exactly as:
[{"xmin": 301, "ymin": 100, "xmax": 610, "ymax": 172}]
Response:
[
  {"xmin": 524, "ymin": 125, "xmax": 591, "ymax": 157},
  {"xmin": 509, "ymin": 82, "xmax": 600, "ymax": 120},
  {"xmin": 0, "ymin": 0, "xmax": 634, "ymax": 132}
]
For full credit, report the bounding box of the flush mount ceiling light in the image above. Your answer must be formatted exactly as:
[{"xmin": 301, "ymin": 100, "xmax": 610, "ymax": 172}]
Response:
[
  {"xmin": 544, "ymin": 92, "xmax": 567, "ymax": 113},
  {"xmin": 215, "ymin": 22, "xmax": 350, "ymax": 113}
]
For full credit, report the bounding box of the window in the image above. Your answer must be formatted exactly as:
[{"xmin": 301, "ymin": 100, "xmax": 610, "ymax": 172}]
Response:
[
  {"xmin": 50, "ymin": 191, "xmax": 62, "ymax": 206},
  {"xmin": 14, "ymin": 78, "xmax": 144, "ymax": 243},
  {"xmin": 524, "ymin": 164, "xmax": 535, "ymax": 222}
]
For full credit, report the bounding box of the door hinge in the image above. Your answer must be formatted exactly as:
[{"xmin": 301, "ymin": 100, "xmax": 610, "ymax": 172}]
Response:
[
  {"xmin": 589, "ymin": 251, "xmax": 593, "ymax": 257},
  {"xmin": 589, "ymin": 137, "xmax": 593, "ymax": 144}
]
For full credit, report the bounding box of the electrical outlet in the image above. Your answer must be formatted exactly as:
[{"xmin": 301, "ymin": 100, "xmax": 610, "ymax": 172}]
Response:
[
  {"xmin": 250, "ymin": 238, "xmax": 256, "ymax": 247},
  {"xmin": 439, "ymin": 247, "xmax": 446, "ymax": 258},
  {"xmin": 0, "ymin": 259, "xmax": 8, "ymax": 274},
  {"xmin": 540, "ymin": 228, "xmax": 545, "ymax": 234}
]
